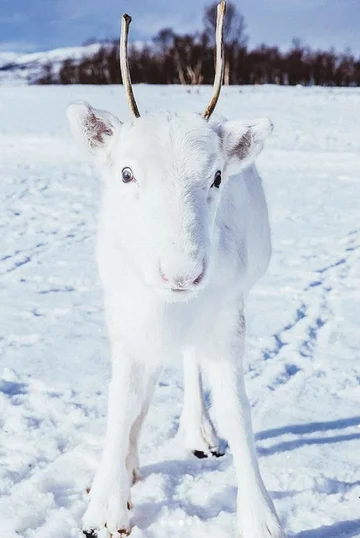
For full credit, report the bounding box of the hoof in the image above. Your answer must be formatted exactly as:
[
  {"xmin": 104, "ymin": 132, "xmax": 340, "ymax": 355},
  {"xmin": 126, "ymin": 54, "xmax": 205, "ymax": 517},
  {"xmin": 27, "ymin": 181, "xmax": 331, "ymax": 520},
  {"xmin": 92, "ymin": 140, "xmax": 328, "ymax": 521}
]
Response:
[
  {"xmin": 83, "ymin": 526, "xmax": 131, "ymax": 537},
  {"xmin": 83, "ymin": 531, "xmax": 97, "ymax": 538},
  {"xmin": 193, "ymin": 449, "xmax": 225, "ymax": 459},
  {"xmin": 83, "ymin": 527, "xmax": 131, "ymax": 538},
  {"xmin": 193, "ymin": 450, "xmax": 208, "ymax": 459},
  {"xmin": 211, "ymin": 450, "xmax": 225, "ymax": 458},
  {"xmin": 105, "ymin": 527, "xmax": 131, "ymax": 537}
]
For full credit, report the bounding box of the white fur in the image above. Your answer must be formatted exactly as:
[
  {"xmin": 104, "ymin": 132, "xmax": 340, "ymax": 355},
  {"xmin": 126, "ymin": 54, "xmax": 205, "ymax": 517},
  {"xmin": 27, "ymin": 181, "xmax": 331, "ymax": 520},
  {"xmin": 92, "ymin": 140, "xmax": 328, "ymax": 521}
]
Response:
[{"xmin": 67, "ymin": 101, "xmax": 285, "ymax": 538}]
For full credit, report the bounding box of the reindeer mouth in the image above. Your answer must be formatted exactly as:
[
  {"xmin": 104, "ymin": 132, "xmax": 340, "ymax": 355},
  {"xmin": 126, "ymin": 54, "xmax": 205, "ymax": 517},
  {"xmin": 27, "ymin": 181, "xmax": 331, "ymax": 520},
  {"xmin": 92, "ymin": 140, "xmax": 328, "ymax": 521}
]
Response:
[
  {"xmin": 171, "ymin": 288, "xmax": 189, "ymax": 293},
  {"xmin": 158, "ymin": 287, "xmax": 199, "ymax": 304}
]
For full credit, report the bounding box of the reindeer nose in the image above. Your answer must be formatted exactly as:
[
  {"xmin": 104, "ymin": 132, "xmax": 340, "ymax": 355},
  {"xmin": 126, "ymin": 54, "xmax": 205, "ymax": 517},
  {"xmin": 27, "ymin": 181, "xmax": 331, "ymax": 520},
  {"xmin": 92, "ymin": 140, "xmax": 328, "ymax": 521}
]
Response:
[
  {"xmin": 160, "ymin": 267, "xmax": 205, "ymax": 289},
  {"xmin": 192, "ymin": 270, "xmax": 204, "ymax": 286}
]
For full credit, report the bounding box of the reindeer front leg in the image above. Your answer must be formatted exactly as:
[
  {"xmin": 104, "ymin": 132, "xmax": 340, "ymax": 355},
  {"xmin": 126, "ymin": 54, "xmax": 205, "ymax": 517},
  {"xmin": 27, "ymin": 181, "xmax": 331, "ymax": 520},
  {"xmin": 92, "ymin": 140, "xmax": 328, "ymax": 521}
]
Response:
[
  {"xmin": 82, "ymin": 345, "xmax": 158, "ymax": 538},
  {"xmin": 179, "ymin": 347, "xmax": 222, "ymax": 458},
  {"xmin": 203, "ymin": 315, "xmax": 285, "ymax": 538}
]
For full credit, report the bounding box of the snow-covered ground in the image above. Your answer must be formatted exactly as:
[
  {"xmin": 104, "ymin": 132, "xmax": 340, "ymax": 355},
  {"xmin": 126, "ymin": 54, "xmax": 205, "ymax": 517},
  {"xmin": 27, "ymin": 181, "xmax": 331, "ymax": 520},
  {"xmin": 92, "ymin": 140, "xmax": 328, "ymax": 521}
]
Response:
[{"xmin": 0, "ymin": 85, "xmax": 360, "ymax": 538}]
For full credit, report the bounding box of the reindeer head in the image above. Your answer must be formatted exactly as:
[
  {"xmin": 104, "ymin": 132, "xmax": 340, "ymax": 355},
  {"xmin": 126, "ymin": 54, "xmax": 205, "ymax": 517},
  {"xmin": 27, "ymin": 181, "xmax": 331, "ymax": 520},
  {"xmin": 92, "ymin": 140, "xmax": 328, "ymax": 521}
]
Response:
[{"xmin": 67, "ymin": 1, "xmax": 273, "ymax": 303}]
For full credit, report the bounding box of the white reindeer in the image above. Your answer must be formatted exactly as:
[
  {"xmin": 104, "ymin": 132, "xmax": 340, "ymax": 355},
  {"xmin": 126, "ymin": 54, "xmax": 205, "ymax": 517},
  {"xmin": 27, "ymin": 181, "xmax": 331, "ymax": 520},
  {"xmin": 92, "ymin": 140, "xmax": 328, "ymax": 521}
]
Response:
[{"xmin": 67, "ymin": 2, "xmax": 285, "ymax": 537}]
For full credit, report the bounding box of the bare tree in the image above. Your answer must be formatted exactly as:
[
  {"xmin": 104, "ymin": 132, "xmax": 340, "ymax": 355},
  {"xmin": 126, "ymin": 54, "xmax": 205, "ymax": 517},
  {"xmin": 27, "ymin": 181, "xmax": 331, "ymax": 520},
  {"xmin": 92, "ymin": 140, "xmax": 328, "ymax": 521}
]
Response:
[
  {"xmin": 36, "ymin": 63, "xmax": 55, "ymax": 84},
  {"xmin": 173, "ymin": 34, "xmax": 205, "ymax": 85},
  {"xmin": 203, "ymin": 1, "xmax": 248, "ymax": 84},
  {"xmin": 36, "ymin": 9, "xmax": 360, "ymax": 88},
  {"xmin": 203, "ymin": 1, "xmax": 247, "ymax": 47},
  {"xmin": 153, "ymin": 28, "xmax": 175, "ymax": 56}
]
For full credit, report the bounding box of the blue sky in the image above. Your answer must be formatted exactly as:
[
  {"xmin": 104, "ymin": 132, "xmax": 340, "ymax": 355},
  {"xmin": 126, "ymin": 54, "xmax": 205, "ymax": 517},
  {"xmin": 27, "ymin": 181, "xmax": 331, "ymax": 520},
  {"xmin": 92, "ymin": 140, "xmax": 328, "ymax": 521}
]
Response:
[{"xmin": 1, "ymin": 0, "xmax": 359, "ymax": 54}]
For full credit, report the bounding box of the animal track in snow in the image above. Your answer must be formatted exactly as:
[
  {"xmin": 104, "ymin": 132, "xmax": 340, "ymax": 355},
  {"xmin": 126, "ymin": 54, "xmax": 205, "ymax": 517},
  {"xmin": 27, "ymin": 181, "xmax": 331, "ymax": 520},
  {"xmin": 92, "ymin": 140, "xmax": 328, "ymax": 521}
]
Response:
[{"xmin": 248, "ymin": 228, "xmax": 360, "ymax": 395}]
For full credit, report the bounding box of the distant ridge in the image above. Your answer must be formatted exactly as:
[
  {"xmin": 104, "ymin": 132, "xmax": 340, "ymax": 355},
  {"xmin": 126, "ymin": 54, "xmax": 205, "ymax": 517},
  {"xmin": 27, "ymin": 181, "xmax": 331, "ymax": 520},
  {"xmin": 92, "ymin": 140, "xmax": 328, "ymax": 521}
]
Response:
[{"xmin": 0, "ymin": 43, "xmax": 103, "ymax": 85}]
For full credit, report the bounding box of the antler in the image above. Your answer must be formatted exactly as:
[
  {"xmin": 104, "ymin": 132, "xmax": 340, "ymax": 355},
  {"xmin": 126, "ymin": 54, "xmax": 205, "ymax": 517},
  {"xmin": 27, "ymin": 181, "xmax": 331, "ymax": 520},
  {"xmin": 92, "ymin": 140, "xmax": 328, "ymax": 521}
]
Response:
[
  {"xmin": 120, "ymin": 3, "xmax": 225, "ymax": 120},
  {"xmin": 202, "ymin": 0, "xmax": 226, "ymax": 120},
  {"xmin": 120, "ymin": 13, "xmax": 140, "ymax": 118}
]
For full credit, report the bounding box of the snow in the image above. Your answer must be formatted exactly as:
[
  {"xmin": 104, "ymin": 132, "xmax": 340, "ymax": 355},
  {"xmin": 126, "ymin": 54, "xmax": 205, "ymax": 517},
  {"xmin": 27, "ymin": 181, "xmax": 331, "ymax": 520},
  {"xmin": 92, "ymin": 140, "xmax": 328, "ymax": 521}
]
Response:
[
  {"xmin": 0, "ymin": 52, "xmax": 19, "ymax": 67},
  {"xmin": 0, "ymin": 44, "xmax": 103, "ymax": 85},
  {"xmin": 0, "ymin": 84, "xmax": 360, "ymax": 538},
  {"xmin": 9, "ymin": 45, "xmax": 103, "ymax": 67},
  {"xmin": 0, "ymin": 42, "xmax": 147, "ymax": 85}
]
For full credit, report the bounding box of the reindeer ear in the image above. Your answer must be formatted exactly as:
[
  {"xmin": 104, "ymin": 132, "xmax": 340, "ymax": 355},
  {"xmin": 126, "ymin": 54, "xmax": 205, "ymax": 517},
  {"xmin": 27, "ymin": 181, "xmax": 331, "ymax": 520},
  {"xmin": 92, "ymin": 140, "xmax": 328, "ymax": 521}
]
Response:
[
  {"xmin": 66, "ymin": 101, "xmax": 121, "ymax": 155},
  {"xmin": 221, "ymin": 118, "xmax": 274, "ymax": 171}
]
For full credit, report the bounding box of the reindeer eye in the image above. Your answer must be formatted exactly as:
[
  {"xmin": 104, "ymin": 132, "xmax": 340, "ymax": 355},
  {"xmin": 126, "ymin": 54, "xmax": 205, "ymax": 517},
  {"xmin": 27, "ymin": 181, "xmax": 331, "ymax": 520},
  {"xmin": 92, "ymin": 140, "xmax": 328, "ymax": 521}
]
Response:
[
  {"xmin": 211, "ymin": 170, "xmax": 222, "ymax": 189},
  {"xmin": 121, "ymin": 167, "xmax": 134, "ymax": 183}
]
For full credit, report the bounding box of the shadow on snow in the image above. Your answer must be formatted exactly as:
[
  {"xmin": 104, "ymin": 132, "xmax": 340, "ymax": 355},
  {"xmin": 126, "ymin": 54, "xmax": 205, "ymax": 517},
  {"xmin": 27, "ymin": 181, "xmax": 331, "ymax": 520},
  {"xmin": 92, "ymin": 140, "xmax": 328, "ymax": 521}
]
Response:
[{"xmin": 294, "ymin": 519, "xmax": 360, "ymax": 538}]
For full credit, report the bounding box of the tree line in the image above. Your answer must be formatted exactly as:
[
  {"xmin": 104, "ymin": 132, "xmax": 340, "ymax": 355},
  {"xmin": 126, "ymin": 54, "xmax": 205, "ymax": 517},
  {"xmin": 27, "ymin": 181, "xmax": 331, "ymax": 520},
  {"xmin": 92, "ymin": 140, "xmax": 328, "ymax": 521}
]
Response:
[{"xmin": 36, "ymin": 2, "xmax": 360, "ymax": 87}]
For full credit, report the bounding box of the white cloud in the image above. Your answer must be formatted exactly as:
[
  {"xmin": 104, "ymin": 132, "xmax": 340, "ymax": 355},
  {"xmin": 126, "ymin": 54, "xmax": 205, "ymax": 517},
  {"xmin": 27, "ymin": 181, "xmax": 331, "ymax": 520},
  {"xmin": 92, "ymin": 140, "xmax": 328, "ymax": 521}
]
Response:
[{"xmin": 0, "ymin": 41, "xmax": 37, "ymax": 53}]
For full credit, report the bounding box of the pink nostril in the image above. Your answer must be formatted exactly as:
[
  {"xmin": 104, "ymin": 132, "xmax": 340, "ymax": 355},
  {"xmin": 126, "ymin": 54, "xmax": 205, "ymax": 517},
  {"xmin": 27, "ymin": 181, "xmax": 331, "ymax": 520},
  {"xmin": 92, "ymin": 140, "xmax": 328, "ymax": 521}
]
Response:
[
  {"xmin": 192, "ymin": 270, "xmax": 204, "ymax": 286},
  {"xmin": 160, "ymin": 264, "xmax": 205, "ymax": 288}
]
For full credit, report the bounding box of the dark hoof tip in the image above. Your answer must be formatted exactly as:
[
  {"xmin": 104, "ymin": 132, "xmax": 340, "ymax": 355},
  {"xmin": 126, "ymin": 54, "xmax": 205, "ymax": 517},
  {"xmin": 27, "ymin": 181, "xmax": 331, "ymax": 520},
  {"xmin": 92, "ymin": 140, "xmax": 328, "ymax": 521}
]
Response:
[
  {"xmin": 193, "ymin": 450, "xmax": 208, "ymax": 459},
  {"xmin": 211, "ymin": 450, "xmax": 225, "ymax": 458},
  {"xmin": 118, "ymin": 529, "xmax": 131, "ymax": 536},
  {"xmin": 83, "ymin": 530, "xmax": 97, "ymax": 538}
]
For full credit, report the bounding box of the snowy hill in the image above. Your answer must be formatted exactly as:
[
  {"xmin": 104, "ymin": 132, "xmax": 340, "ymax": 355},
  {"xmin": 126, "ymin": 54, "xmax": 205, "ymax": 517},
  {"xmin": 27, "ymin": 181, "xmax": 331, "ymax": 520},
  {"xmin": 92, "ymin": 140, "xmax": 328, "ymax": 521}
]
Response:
[
  {"xmin": 0, "ymin": 85, "xmax": 360, "ymax": 538},
  {"xmin": 0, "ymin": 52, "xmax": 19, "ymax": 65},
  {"xmin": 0, "ymin": 43, "xmax": 103, "ymax": 85}
]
